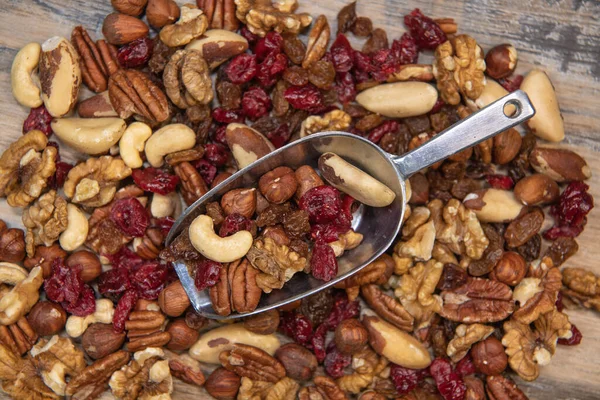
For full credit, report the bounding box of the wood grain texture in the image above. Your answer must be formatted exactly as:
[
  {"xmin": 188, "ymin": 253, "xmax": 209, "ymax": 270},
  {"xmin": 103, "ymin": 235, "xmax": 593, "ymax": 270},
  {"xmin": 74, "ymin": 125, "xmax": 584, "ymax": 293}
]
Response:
[{"xmin": 0, "ymin": 0, "xmax": 599, "ymax": 399}]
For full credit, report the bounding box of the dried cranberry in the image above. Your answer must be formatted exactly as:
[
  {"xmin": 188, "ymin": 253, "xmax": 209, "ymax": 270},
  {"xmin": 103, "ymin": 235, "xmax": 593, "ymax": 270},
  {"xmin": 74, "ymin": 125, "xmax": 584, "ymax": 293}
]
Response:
[
  {"xmin": 254, "ymin": 31, "xmax": 283, "ymax": 62},
  {"xmin": 240, "ymin": 26, "xmax": 259, "ymax": 44},
  {"xmin": 558, "ymin": 324, "xmax": 582, "ymax": 346},
  {"xmin": 299, "ymin": 186, "xmax": 343, "ymax": 224},
  {"xmin": 324, "ymin": 344, "xmax": 351, "ymax": 378},
  {"xmin": 311, "ymin": 241, "xmax": 338, "ymax": 282},
  {"xmin": 44, "ymin": 259, "xmax": 96, "ymax": 316},
  {"xmin": 106, "ymin": 246, "xmax": 144, "ymax": 271},
  {"xmin": 556, "ymin": 291, "xmax": 565, "ymax": 312},
  {"xmin": 368, "ymin": 120, "xmax": 399, "ymax": 144},
  {"xmin": 486, "ymin": 174, "xmax": 514, "ymax": 190},
  {"xmin": 437, "ymin": 264, "xmax": 468, "ymax": 291},
  {"xmin": 204, "ymin": 143, "xmax": 229, "ymax": 166},
  {"xmin": 335, "ymin": 71, "xmax": 356, "ymax": 103},
  {"xmin": 110, "ymin": 198, "xmax": 150, "ymax": 237},
  {"xmin": 498, "ymin": 75, "xmax": 524, "ymax": 92},
  {"xmin": 63, "ymin": 285, "xmax": 97, "ymax": 316},
  {"xmin": 154, "ymin": 216, "xmax": 175, "ymax": 236},
  {"xmin": 279, "ymin": 312, "xmax": 313, "ymax": 345},
  {"xmin": 404, "ymin": 8, "xmax": 447, "ymax": 50},
  {"xmin": 194, "ymin": 260, "xmax": 222, "ymax": 291},
  {"xmin": 132, "ymin": 167, "xmax": 179, "ymax": 195},
  {"xmin": 130, "ymin": 261, "xmax": 169, "ymax": 300},
  {"xmin": 117, "ymin": 37, "xmax": 153, "ymax": 68},
  {"xmin": 329, "ymin": 34, "xmax": 354, "ymax": 72},
  {"xmin": 431, "ymin": 97, "xmax": 446, "ymax": 114},
  {"xmin": 310, "ymin": 323, "xmax": 328, "ymax": 362},
  {"xmin": 265, "ymin": 123, "xmax": 292, "ymax": 148},
  {"xmin": 544, "ymin": 181, "xmax": 593, "ymax": 240},
  {"xmin": 339, "ymin": 194, "xmax": 355, "ymax": 228},
  {"xmin": 113, "ymin": 289, "xmax": 138, "ymax": 332},
  {"xmin": 429, "ymin": 358, "xmax": 466, "ymax": 400},
  {"xmin": 242, "ymin": 87, "xmax": 272, "ymax": 120},
  {"xmin": 212, "ymin": 125, "xmax": 228, "ymax": 145},
  {"xmin": 219, "ymin": 213, "xmax": 253, "ymax": 237},
  {"xmin": 353, "ymin": 51, "xmax": 373, "ymax": 73},
  {"xmin": 226, "ymin": 54, "xmax": 258, "ymax": 84},
  {"xmin": 194, "ymin": 158, "xmax": 218, "ymax": 185},
  {"xmin": 543, "ymin": 225, "xmax": 584, "ymax": 241},
  {"xmin": 50, "ymin": 162, "xmax": 73, "ymax": 189},
  {"xmin": 455, "ymin": 353, "xmax": 476, "ymax": 377},
  {"xmin": 256, "ymin": 52, "xmax": 288, "ymax": 87},
  {"xmin": 284, "ymin": 84, "xmax": 325, "ymax": 113},
  {"xmin": 369, "ymin": 48, "xmax": 396, "ymax": 82},
  {"xmin": 23, "ymin": 105, "xmax": 53, "ymax": 137},
  {"xmin": 391, "ymin": 33, "xmax": 419, "ymax": 65},
  {"xmin": 212, "ymin": 107, "xmax": 245, "ymax": 123},
  {"xmin": 390, "ymin": 364, "xmax": 424, "ymax": 395},
  {"xmin": 310, "ymin": 223, "xmax": 348, "ymax": 243},
  {"xmin": 98, "ymin": 268, "xmax": 132, "ymax": 298},
  {"xmin": 325, "ymin": 291, "xmax": 360, "ymax": 329}
]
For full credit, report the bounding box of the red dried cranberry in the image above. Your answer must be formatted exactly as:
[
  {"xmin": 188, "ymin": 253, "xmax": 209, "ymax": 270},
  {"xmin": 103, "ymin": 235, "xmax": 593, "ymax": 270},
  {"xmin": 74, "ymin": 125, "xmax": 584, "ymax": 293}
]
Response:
[
  {"xmin": 486, "ymin": 174, "xmax": 514, "ymax": 190},
  {"xmin": 219, "ymin": 213, "xmax": 253, "ymax": 237},
  {"xmin": 310, "ymin": 224, "xmax": 348, "ymax": 243},
  {"xmin": 543, "ymin": 225, "xmax": 584, "ymax": 241},
  {"xmin": 370, "ymin": 48, "xmax": 397, "ymax": 82},
  {"xmin": 429, "ymin": 358, "xmax": 466, "ymax": 400},
  {"xmin": 558, "ymin": 324, "xmax": 582, "ymax": 346},
  {"xmin": 113, "ymin": 289, "xmax": 138, "ymax": 332},
  {"xmin": 194, "ymin": 158, "xmax": 218, "ymax": 185},
  {"xmin": 155, "ymin": 216, "xmax": 175, "ymax": 236},
  {"xmin": 194, "ymin": 260, "xmax": 222, "ymax": 291},
  {"xmin": 556, "ymin": 291, "xmax": 565, "ymax": 312},
  {"xmin": 431, "ymin": 97, "xmax": 446, "ymax": 114},
  {"xmin": 390, "ymin": 364, "xmax": 425, "ymax": 395},
  {"xmin": 132, "ymin": 167, "xmax": 179, "ymax": 195},
  {"xmin": 240, "ymin": 26, "xmax": 259, "ymax": 44},
  {"xmin": 335, "ymin": 71, "xmax": 356, "ymax": 103},
  {"xmin": 117, "ymin": 37, "xmax": 153, "ymax": 68},
  {"xmin": 110, "ymin": 198, "xmax": 150, "ymax": 237},
  {"xmin": 212, "ymin": 107, "xmax": 245, "ymax": 123},
  {"xmin": 98, "ymin": 268, "xmax": 132, "ymax": 298},
  {"xmin": 544, "ymin": 181, "xmax": 594, "ymax": 240},
  {"xmin": 368, "ymin": 120, "xmax": 399, "ymax": 144},
  {"xmin": 254, "ymin": 31, "xmax": 283, "ymax": 62},
  {"xmin": 310, "ymin": 323, "xmax": 328, "ymax": 362},
  {"xmin": 106, "ymin": 246, "xmax": 144, "ymax": 271},
  {"xmin": 299, "ymin": 186, "xmax": 343, "ymax": 224},
  {"xmin": 324, "ymin": 344, "xmax": 351, "ymax": 378},
  {"xmin": 392, "ymin": 33, "xmax": 419, "ymax": 65},
  {"xmin": 63, "ymin": 285, "xmax": 97, "ymax": 316},
  {"xmin": 44, "ymin": 258, "xmax": 83, "ymax": 305},
  {"xmin": 256, "ymin": 52, "xmax": 288, "ymax": 87},
  {"xmin": 455, "ymin": 353, "xmax": 476, "ymax": 377},
  {"xmin": 498, "ymin": 75, "xmax": 524, "ymax": 92},
  {"xmin": 265, "ymin": 123, "xmax": 292, "ymax": 148},
  {"xmin": 279, "ymin": 312, "xmax": 313, "ymax": 345},
  {"xmin": 242, "ymin": 87, "xmax": 272, "ymax": 120},
  {"xmin": 284, "ymin": 84, "xmax": 325, "ymax": 113},
  {"xmin": 23, "ymin": 105, "xmax": 53, "ymax": 137},
  {"xmin": 226, "ymin": 54, "xmax": 258, "ymax": 84},
  {"xmin": 404, "ymin": 8, "xmax": 447, "ymax": 50},
  {"xmin": 353, "ymin": 51, "xmax": 373, "ymax": 73},
  {"xmin": 311, "ymin": 241, "xmax": 338, "ymax": 282},
  {"xmin": 130, "ymin": 261, "xmax": 169, "ymax": 299},
  {"xmin": 330, "ymin": 34, "xmax": 354, "ymax": 72},
  {"xmin": 212, "ymin": 125, "xmax": 228, "ymax": 145},
  {"xmin": 325, "ymin": 291, "xmax": 360, "ymax": 329},
  {"xmin": 50, "ymin": 161, "xmax": 73, "ymax": 189},
  {"xmin": 204, "ymin": 143, "xmax": 229, "ymax": 166}
]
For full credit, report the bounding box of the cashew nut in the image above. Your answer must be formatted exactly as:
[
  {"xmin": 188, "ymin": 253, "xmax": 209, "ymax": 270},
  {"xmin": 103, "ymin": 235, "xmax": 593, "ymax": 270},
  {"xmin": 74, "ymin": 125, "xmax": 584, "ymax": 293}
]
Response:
[
  {"xmin": 151, "ymin": 192, "xmax": 182, "ymax": 218},
  {"xmin": 65, "ymin": 298, "xmax": 114, "ymax": 337},
  {"xmin": 145, "ymin": 124, "xmax": 196, "ymax": 167},
  {"xmin": 0, "ymin": 262, "xmax": 29, "ymax": 285},
  {"xmin": 11, "ymin": 42, "xmax": 43, "ymax": 108},
  {"xmin": 318, "ymin": 152, "xmax": 396, "ymax": 207},
  {"xmin": 51, "ymin": 117, "xmax": 127, "ymax": 155},
  {"xmin": 189, "ymin": 323, "xmax": 280, "ymax": 364},
  {"xmin": 189, "ymin": 215, "xmax": 253, "ymax": 263},
  {"xmin": 0, "ymin": 266, "xmax": 43, "ymax": 325},
  {"xmin": 119, "ymin": 122, "xmax": 152, "ymax": 169},
  {"xmin": 59, "ymin": 203, "xmax": 89, "ymax": 251}
]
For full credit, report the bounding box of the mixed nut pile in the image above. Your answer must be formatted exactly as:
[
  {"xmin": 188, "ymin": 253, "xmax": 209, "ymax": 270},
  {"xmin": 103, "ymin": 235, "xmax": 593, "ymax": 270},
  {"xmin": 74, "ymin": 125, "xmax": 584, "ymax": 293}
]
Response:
[{"xmin": 0, "ymin": 0, "xmax": 597, "ymax": 398}]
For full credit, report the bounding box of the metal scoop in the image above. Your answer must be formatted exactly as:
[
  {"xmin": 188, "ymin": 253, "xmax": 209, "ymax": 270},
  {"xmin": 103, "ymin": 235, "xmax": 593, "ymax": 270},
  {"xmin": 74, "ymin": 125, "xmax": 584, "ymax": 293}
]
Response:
[{"xmin": 167, "ymin": 90, "xmax": 535, "ymax": 319}]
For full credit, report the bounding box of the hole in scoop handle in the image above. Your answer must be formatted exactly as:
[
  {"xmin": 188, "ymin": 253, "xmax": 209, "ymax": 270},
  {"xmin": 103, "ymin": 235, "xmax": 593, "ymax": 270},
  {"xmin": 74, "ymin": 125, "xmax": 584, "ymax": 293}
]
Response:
[{"xmin": 392, "ymin": 90, "xmax": 535, "ymax": 178}]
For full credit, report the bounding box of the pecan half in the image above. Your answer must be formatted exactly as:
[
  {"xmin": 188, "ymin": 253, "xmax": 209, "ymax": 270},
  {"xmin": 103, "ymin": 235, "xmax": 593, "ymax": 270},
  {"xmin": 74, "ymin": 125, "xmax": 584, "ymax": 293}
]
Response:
[
  {"xmin": 314, "ymin": 376, "xmax": 348, "ymax": 400},
  {"xmin": 219, "ymin": 343, "xmax": 286, "ymax": 383},
  {"xmin": 198, "ymin": 0, "xmax": 239, "ymax": 30},
  {"xmin": 174, "ymin": 162, "xmax": 208, "ymax": 206},
  {"xmin": 108, "ymin": 69, "xmax": 170, "ymax": 124},
  {"xmin": 209, "ymin": 258, "xmax": 262, "ymax": 316},
  {"xmin": 65, "ymin": 350, "xmax": 131, "ymax": 399},
  {"xmin": 485, "ymin": 375, "xmax": 528, "ymax": 400},
  {"xmin": 0, "ymin": 317, "xmax": 38, "ymax": 356},
  {"xmin": 440, "ymin": 277, "xmax": 515, "ymax": 323},
  {"xmin": 127, "ymin": 331, "xmax": 171, "ymax": 352},
  {"xmin": 302, "ymin": 15, "xmax": 330, "ymax": 68},
  {"xmin": 71, "ymin": 26, "xmax": 119, "ymax": 93},
  {"xmin": 134, "ymin": 227, "xmax": 165, "ymax": 259},
  {"xmin": 361, "ymin": 284, "xmax": 414, "ymax": 332},
  {"xmin": 561, "ymin": 266, "xmax": 600, "ymax": 311}
]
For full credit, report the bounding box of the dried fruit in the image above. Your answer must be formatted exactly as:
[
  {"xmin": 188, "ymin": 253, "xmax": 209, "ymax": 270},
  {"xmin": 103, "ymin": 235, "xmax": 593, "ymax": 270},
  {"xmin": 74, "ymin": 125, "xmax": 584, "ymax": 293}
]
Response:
[
  {"xmin": 311, "ymin": 240, "xmax": 338, "ymax": 281},
  {"xmin": 404, "ymin": 8, "xmax": 447, "ymax": 50},
  {"xmin": 194, "ymin": 260, "xmax": 222, "ymax": 290},
  {"xmin": 429, "ymin": 357, "xmax": 466, "ymax": 400},
  {"xmin": 242, "ymin": 86, "xmax": 272, "ymax": 120},
  {"xmin": 110, "ymin": 197, "xmax": 150, "ymax": 237},
  {"xmin": 132, "ymin": 167, "xmax": 179, "ymax": 195},
  {"xmin": 225, "ymin": 53, "xmax": 258, "ymax": 84},
  {"xmin": 117, "ymin": 37, "xmax": 153, "ymax": 68},
  {"xmin": 299, "ymin": 185, "xmax": 342, "ymax": 224},
  {"xmin": 284, "ymin": 84, "xmax": 325, "ymax": 113},
  {"xmin": 23, "ymin": 105, "xmax": 53, "ymax": 137},
  {"xmin": 544, "ymin": 181, "xmax": 594, "ymax": 240}
]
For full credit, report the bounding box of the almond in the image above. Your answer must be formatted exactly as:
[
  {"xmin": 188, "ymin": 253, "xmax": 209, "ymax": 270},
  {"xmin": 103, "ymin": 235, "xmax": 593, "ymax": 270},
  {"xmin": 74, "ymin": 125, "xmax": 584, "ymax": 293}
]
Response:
[
  {"xmin": 513, "ymin": 174, "xmax": 559, "ymax": 205},
  {"xmin": 529, "ymin": 146, "xmax": 591, "ymax": 182},
  {"xmin": 225, "ymin": 123, "xmax": 275, "ymax": 169},
  {"xmin": 102, "ymin": 13, "xmax": 149, "ymax": 45},
  {"xmin": 186, "ymin": 29, "xmax": 249, "ymax": 69}
]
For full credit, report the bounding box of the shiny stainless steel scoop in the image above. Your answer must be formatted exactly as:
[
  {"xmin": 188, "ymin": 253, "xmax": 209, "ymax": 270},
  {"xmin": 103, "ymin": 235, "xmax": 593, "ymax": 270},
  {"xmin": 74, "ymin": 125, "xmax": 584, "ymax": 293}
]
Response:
[{"xmin": 167, "ymin": 90, "xmax": 534, "ymax": 319}]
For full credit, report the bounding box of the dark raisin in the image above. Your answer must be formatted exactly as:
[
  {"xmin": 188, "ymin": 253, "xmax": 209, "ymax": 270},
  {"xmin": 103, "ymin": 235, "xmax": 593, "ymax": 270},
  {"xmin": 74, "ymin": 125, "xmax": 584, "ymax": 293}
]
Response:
[
  {"xmin": 404, "ymin": 115, "xmax": 431, "ymax": 136},
  {"xmin": 282, "ymin": 33, "xmax": 306, "ymax": 65},
  {"xmin": 363, "ymin": 28, "xmax": 389, "ymax": 54},
  {"xmin": 283, "ymin": 66, "xmax": 309, "ymax": 86},
  {"xmin": 337, "ymin": 1, "xmax": 357, "ymax": 34},
  {"xmin": 299, "ymin": 288, "xmax": 333, "ymax": 326},
  {"xmin": 351, "ymin": 16, "xmax": 373, "ymax": 37},
  {"xmin": 308, "ymin": 60, "xmax": 336, "ymax": 90},
  {"xmin": 216, "ymin": 81, "xmax": 242, "ymax": 110},
  {"xmin": 512, "ymin": 234, "xmax": 541, "ymax": 262}
]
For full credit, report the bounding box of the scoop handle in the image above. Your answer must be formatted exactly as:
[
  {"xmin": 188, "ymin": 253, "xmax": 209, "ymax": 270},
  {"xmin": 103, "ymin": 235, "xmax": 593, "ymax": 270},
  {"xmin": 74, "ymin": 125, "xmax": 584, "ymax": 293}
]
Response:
[{"xmin": 392, "ymin": 90, "xmax": 535, "ymax": 178}]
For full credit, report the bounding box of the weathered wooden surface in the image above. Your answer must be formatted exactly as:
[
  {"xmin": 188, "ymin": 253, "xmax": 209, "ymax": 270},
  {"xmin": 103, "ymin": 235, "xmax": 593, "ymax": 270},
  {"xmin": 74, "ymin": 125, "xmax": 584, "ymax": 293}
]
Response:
[{"xmin": 0, "ymin": 0, "xmax": 599, "ymax": 399}]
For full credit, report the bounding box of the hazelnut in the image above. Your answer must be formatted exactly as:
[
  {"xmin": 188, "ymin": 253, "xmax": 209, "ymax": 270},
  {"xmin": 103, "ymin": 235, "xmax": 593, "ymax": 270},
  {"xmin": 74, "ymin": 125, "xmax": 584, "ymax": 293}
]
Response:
[
  {"xmin": 294, "ymin": 165, "xmax": 324, "ymax": 201},
  {"xmin": 243, "ymin": 309, "xmax": 280, "ymax": 335},
  {"xmin": 23, "ymin": 244, "xmax": 67, "ymax": 278},
  {"xmin": 493, "ymin": 128, "xmax": 522, "ymax": 165},
  {"xmin": 65, "ymin": 250, "xmax": 102, "ymax": 282},
  {"xmin": 111, "ymin": 0, "xmax": 147, "ymax": 16},
  {"xmin": 166, "ymin": 319, "xmax": 200, "ymax": 351},
  {"xmin": 0, "ymin": 227, "xmax": 26, "ymax": 263},
  {"xmin": 485, "ymin": 44, "xmax": 518, "ymax": 79},
  {"xmin": 27, "ymin": 301, "xmax": 67, "ymax": 336},
  {"xmin": 514, "ymin": 173, "xmax": 560, "ymax": 206},
  {"xmin": 212, "ymin": 172, "xmax": 233, "ymax": 189},
  {"xmin": 490, "ymin": 251, "xmax": 527, "ymax": 286},
  {"xmin": 159, "ymin": 280, "xmax": 191, "ymax": 317},
  {"xmin": 278, "ymin": 299, "xmax": 302, "ymax": 312},
  {"xmin": 146, "ymin": 0, "xmax": 180, "ymax": 29},
  {"xmin": 259, "ymin": 167, "xmax": 298, "ymax": 204},
  {"xmin": 275, "ymin": 343, "xmax": 317, "ymax": 381},
  {"xmin": 262, "ymin": 226, "xmax": 291, "ymax": 246},
  {"xmin": 205, "ymin": 367, "xmax": 241, "ymax": 400},
  {"xmin": 334, "ymin": 318, "xmax": 369, "ymax": 355},
  {"xmin": 471, "ymin": 336, "xmax": 508, "ymax": 375},
  {"xmin": 220, "ymin": 188, "xmax": 257, "ymax": 218},
  {"xmin": 82, "ymin": 323, "xmax": 127, "ymax": 359},
  {"xmin": 102, "ymin": 12, "xmax": 150, "ymax": 45}
]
